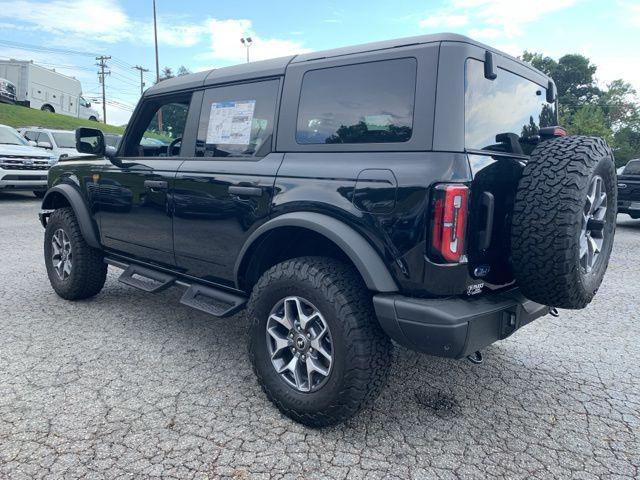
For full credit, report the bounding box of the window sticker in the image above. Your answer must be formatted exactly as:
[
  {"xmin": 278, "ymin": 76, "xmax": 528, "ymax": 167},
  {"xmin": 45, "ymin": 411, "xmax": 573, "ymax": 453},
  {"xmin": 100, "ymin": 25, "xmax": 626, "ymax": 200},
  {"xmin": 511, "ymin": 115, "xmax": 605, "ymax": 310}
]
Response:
[{"xmin": 206, "ymin": 100, "xmax": 256, "ymax": 145}]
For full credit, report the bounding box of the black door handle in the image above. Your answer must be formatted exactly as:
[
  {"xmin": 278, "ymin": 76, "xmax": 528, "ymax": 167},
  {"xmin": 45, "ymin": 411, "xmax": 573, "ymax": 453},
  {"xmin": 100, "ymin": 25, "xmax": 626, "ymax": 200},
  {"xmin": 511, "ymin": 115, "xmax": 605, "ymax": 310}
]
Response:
[
  {"xmin": 144, "ymin": 180, "xmax": 168, "ymax": 190},
  {"xmin": 228, "ymin": 185, "xmax": 263, "ymax": 197}
]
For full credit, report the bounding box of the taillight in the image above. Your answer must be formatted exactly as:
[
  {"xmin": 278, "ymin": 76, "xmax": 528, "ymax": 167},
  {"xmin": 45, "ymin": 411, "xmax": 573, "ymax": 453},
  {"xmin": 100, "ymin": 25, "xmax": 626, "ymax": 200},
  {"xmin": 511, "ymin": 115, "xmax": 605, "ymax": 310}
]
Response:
[{"xmin": 430, "ymin": 184, "xmax": 469, "ymax": 263}]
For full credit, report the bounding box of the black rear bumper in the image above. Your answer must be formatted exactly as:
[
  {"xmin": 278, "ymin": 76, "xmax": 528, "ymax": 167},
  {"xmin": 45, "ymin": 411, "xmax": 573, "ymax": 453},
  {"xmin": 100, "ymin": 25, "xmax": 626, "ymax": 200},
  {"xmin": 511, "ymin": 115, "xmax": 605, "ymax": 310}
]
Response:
[{"xmin": 373, "ymin": 288, "xmax": 549, "ymax": 359}]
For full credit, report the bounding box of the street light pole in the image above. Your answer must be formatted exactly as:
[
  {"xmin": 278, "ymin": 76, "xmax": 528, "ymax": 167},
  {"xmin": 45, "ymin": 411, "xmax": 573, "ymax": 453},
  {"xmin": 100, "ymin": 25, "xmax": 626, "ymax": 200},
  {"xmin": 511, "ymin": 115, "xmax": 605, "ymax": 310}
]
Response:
[
  {"xmin": 240, "ymin": 37, "xmax": 253, "ymax": 63},
  {"xmin": 152, "ymin": 0, "xmax": 163, "ymax": 131}
]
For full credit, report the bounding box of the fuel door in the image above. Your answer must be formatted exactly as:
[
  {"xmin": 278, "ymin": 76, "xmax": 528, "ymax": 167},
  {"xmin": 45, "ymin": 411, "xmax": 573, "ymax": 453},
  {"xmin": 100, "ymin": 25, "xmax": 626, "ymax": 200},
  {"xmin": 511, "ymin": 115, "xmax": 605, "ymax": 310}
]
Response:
[{"xmin": 352, "ymin": 169, "xmax": 398, "ymax": 214}]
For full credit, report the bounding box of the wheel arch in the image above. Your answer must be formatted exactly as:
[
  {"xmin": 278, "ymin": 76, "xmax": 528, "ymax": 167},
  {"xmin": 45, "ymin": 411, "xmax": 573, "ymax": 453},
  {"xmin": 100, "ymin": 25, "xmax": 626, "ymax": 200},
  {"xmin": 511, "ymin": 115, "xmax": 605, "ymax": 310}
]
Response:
[
  {"xmin": 42, "ymin": 184, "xmax": 101, "ymax": 249},
  {"xmin": 235, "ymin": 212, "xmax": 399, "ymax": 293}
]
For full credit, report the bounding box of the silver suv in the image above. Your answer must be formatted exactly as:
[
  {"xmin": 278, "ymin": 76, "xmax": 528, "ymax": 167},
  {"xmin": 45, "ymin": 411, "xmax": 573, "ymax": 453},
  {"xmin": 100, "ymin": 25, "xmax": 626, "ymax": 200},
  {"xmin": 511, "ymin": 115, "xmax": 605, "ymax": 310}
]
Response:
[{"xmin": 0, "ymin": 124, "xmax": 56, "ymax": 197}]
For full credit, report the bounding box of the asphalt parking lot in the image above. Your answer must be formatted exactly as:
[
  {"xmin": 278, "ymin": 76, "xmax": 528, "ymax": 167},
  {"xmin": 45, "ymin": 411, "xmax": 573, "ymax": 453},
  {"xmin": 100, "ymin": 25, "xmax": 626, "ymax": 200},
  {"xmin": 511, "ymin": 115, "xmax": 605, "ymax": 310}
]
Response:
[{"xmin": 0, "ymin": 190, "xmax": 639, "ymax": 480}]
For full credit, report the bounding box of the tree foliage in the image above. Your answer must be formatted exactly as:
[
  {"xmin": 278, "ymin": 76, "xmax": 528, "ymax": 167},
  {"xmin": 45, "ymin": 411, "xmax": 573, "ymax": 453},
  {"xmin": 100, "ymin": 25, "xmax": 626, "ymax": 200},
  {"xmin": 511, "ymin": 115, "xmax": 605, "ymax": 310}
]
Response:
[{"xmin": 522, "ymin": 51, "xmax": 640, "ymax": 166}]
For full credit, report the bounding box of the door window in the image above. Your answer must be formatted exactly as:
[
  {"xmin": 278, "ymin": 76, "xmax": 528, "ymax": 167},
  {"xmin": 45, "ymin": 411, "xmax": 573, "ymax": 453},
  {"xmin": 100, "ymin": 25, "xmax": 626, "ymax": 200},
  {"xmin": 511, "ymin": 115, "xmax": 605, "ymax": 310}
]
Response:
[
  {"xmin": 122, "ymin": 93, "xmax": 192, "ymax": 158},
  {"xmin": 296, "ymin": 58, "xmax": 417, "ymax": 145},
  {"xmin": 196, "ymin": 79, "xmax": 279, "ymax": 158}
]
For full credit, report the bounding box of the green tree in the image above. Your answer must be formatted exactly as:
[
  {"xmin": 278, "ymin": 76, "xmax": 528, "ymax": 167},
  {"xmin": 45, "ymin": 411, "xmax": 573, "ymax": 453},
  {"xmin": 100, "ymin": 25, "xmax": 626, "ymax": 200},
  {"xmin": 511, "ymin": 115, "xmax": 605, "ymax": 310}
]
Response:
[{"xmin": 567, "ymin": 105, "xmax": 612, "ymax": 142}]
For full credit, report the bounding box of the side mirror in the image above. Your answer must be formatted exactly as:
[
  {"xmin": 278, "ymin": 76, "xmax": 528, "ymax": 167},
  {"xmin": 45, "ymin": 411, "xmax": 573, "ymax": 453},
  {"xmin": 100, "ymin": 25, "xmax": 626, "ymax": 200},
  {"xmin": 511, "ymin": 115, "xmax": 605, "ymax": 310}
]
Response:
[
  {"xmin": 37, "ymin": 141, "xmax": 53, "ymax": 150},
  {"xmin": 27, "ymin": 140, "xmax": 37, "ymax": 147},
  {"xmin": 76, "ymin": 127, "xmax": 105, "ymax": 155}
]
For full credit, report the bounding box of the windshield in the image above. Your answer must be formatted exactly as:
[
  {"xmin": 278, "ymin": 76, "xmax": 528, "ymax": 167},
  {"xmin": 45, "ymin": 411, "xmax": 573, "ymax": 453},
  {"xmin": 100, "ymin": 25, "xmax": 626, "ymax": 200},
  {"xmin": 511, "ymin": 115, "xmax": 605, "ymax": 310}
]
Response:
[
  {"xmin": 465, "ymin": 58, "xmax": 557, "ymax": 155},
  {"xmin": 0, "ymin": 126, "xmax": 28, "ymax": 146},
  {"xmin": 623, "ymin": 160, "xmax": 640, "ymax": 175},
  {"xmin": 52, "ymin": 132, "xmax": 77, "ymax": 148}
]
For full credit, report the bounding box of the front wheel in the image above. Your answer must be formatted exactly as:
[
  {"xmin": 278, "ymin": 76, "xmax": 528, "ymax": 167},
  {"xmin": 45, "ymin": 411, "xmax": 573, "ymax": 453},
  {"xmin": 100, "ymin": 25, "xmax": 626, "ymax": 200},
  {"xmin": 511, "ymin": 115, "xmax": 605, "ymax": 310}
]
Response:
[
  {"xmin": 248, "ymin": 257, "xmax": 392, "ymax": 427},
  {"xmin": 44, "ymin": 207, "xmax": 107, "ymax": 300}
]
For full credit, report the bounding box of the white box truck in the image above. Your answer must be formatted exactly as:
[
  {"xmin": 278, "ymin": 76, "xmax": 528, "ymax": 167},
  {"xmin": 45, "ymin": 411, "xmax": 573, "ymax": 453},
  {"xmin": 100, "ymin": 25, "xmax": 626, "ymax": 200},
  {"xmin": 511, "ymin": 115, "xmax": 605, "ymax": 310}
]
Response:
[{"xmin": 0, "ymin": 59, "xmax": 100, "ymax": 121}]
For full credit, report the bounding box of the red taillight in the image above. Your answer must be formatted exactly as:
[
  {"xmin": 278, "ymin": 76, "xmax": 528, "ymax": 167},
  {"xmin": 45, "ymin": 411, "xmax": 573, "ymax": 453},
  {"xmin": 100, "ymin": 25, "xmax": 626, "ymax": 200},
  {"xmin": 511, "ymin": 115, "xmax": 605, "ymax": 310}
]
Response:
[{"xmin": 430, "ymin": 184, "xmax": 469, "ymax": 263}]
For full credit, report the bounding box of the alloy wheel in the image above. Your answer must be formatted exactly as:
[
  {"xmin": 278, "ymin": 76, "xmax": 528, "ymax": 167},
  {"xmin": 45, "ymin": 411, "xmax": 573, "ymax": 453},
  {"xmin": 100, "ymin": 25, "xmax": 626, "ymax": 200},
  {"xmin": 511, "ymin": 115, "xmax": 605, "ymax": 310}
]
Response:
[{"xmin": 266, "ymin": 296, "xmax": 333, "ymax": 393}]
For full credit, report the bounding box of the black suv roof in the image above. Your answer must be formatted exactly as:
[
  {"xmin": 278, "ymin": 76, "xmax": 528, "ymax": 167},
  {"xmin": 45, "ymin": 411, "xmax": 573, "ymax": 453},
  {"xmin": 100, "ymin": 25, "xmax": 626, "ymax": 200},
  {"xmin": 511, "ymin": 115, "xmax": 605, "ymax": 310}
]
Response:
[{"xmin": 145, "ymin": 32, "xmax": 547, "ymax": 98}]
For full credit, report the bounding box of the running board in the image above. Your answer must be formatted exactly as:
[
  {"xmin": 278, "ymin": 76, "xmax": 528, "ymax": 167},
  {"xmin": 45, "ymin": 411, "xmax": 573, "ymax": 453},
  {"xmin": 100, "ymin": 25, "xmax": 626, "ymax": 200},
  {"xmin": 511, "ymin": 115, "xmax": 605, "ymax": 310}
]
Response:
[
  {"xmin": 118, "ymin": 265, "xmax": 176, "ymax": 293},
  {"xmin": 179, "ymin": 284, "xmax": 246, "ymax": 318},
  {"xmin": 106, "ymin": 257, "xmax": 246, "ymax": 318}
]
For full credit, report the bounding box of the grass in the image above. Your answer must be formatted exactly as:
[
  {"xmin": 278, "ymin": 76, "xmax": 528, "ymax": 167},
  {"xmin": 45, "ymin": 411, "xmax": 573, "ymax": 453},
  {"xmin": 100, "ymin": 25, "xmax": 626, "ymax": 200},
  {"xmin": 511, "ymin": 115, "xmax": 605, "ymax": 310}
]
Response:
[{"xmin": 0, "ymin": 103, "xmax": 126, "ymax": 134}]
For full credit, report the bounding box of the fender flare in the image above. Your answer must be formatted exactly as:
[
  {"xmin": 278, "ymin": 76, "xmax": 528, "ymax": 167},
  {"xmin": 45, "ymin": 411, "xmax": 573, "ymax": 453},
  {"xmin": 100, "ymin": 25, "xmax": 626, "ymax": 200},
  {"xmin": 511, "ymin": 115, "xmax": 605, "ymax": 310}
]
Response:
[
  {"xmin": 42, "ymin": 184, "xmax": 101, "ymax": 249},
  {"xmin": 234, "ymin": 212, "xmax": 399, "ymax": 293}
]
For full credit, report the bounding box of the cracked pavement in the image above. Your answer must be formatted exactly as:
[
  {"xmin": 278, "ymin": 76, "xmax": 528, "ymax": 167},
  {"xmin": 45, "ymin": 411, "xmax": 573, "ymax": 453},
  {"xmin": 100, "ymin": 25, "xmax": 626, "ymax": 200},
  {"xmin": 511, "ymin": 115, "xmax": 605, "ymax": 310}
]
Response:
[{"xmin": 0, "ymin": 191, "xmax": 639, "ymax": 479}]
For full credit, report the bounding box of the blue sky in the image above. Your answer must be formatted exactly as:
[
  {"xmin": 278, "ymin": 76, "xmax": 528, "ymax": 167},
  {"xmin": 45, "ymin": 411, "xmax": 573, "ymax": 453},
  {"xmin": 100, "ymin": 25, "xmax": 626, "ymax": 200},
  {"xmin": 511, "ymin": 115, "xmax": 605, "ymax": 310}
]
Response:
[{"xmin": 0, "ymin": 0, "xmax": 638, "ymax": 125}]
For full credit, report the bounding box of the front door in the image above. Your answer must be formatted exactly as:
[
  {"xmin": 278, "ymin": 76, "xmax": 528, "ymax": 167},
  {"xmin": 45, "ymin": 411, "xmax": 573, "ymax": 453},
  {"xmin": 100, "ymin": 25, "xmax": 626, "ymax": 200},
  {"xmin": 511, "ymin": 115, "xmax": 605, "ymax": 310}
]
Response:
[
  {"xmin": 97, "ymin": 92, "xmax": 195, "ymax": 267},
  {"xmin": 173, "ymin": 78, "xmax": 282, "ymax": 287}
]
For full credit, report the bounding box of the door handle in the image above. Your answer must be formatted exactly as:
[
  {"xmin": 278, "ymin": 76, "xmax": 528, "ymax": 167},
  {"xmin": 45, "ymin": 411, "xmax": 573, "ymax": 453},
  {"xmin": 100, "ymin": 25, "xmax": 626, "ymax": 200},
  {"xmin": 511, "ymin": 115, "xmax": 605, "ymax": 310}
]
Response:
[
  {"xmin": 144, "ymin": 180, "xmax": 168, "ymax": 191},
  {"xmin": 228, "ymin": 185, "xmax": 263, "ymax": 197}
]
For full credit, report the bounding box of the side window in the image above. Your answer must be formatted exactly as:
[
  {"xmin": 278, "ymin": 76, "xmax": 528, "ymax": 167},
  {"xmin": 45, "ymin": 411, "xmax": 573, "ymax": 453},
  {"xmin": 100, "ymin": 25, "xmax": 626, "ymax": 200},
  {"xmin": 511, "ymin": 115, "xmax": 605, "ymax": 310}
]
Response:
[
  {"xmin": 296, "ymin": 58, "xmax": 417, "ymax": 145},
  {"xmin": 23, "ymin": 131, "xmax": 39, "ymax": 142},
  {"xmin": 465, "ymin": 58, "xmax": 557, "ymax": 155},
  {"xmin": 196, "ymin": 79, "xmax": 279, "ymax": 158},
  {"xmin": 123, "ymin": 93, "xmax": 192, "ymax": 158}
]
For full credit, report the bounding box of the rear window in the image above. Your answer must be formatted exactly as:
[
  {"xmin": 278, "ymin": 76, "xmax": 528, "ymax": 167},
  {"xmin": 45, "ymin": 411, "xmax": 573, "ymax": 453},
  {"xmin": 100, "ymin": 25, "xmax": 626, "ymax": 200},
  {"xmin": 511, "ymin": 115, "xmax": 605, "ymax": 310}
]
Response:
[
  {"xmin": 465, "ymin": 58, "xmax": 556, "ymax": 155},
  {"xmin": 296, "ymin": 58, "xmax": 417, "ymax": 145},
  {"xmin": 623, "ymin": 160, "xmax": 640, "ymax": 175}
]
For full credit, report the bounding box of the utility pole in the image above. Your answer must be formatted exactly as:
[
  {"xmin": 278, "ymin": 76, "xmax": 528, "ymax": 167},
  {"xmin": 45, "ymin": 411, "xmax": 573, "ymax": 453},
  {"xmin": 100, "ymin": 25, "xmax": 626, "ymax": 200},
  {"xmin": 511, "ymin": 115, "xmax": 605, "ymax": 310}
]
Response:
[
  {"xmin": 152, "ymin": 0, "xmax": 162, "ymax": 131},
  {"xmin": 133, "ymin": 65, "xmax": 149, "ymax": 95},
  {"xmin": 96, "ymin": 55, "xmax": 111, "ymax": 124}
]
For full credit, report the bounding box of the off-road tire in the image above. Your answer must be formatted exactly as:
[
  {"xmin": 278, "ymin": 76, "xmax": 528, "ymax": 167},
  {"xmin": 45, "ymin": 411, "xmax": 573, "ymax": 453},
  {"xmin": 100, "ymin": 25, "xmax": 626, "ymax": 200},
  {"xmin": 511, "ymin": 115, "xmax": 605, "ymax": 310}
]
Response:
[
  {"xmin": 248, "ymin": 257, "xmax": 392, "ymax": 427},
  {"xmin": 511, "ymin": 136, "xmax": 616, "ymax": 309},
  {"xmin": 44, "ymin": 207, "xmax": 107, "ymax": 300}
]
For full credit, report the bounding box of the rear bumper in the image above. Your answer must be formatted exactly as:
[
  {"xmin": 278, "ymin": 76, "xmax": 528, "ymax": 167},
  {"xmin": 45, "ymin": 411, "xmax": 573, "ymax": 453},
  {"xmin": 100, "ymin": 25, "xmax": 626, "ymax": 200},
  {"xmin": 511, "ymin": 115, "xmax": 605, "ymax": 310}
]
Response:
[{"xmin": 373, "ymin": 288, "xmax": 549, "ymax": 359}]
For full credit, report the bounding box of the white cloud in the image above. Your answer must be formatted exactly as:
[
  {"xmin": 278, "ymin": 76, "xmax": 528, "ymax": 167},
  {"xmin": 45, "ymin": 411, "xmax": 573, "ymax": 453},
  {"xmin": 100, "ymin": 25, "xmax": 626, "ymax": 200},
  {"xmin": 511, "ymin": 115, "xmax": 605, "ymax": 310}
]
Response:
[
  {"xmin": 419, "ymin": 14, "xmax": 468, "ymax": 28},
  {"xmin": 420, "ymin": 0, "xmax": 578, "ymax": 38},
  {"xmin": 201, "ymin": 18, "xmax": 310, "ymax": 64},
  {"xmin": 0, "ymin": 0, "xmax": 132, "ymax": 42},
  {"xmin": 468, "ymin": 27, "xmax": 502, "ymax": 39}
]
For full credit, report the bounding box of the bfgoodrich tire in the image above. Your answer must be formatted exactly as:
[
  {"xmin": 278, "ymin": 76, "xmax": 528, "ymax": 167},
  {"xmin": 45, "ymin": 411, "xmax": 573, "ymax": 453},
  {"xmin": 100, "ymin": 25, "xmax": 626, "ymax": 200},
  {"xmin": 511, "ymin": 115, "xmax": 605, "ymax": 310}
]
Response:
[
  {"xmin": 247, "ymin": 257, "xmax": 392, "ymax": 427},
  {"xmin": 511, "ymin": 136, "xmax": 616, "ymax": 309},
  {"xmin": 44, "ymin": 207, "xmax": 107, "ymax": 300}
]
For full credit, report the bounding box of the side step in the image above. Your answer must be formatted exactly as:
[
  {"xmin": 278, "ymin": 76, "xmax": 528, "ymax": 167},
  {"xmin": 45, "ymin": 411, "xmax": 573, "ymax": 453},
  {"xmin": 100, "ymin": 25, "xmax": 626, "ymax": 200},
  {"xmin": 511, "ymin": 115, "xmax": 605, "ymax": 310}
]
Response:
[
  {"xmin": 179, "ymin": 284, "xmax": 246, "ymax": 318},
  {"xmin": 118, "ymin": 265, "xmax": 176, "ymax": 293}
]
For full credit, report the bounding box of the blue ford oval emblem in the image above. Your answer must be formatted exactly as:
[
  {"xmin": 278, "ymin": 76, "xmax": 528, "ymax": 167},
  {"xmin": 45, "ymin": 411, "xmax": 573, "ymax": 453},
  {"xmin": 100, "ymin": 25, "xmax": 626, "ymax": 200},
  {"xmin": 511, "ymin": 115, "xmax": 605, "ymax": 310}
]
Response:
[{"xmin": 474, "ymin": 265, "xmax": 490, "ymax": 277}]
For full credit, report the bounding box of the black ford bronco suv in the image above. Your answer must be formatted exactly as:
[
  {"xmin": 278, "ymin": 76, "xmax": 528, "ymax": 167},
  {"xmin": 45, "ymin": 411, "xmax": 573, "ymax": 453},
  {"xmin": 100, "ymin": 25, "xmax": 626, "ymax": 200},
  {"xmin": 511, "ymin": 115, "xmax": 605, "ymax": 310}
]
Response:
[{"xmin": 39, "ymin": 34, "xmax": 617, "ymax": 427}]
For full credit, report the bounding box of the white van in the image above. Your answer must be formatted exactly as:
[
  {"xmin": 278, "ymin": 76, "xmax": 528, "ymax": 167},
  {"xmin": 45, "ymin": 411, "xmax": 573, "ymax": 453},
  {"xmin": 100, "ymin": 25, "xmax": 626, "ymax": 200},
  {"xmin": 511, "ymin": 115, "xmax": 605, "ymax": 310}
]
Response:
[{"xmin": 0, "ymin": 60, "xmax": 100, "ymax": 121}]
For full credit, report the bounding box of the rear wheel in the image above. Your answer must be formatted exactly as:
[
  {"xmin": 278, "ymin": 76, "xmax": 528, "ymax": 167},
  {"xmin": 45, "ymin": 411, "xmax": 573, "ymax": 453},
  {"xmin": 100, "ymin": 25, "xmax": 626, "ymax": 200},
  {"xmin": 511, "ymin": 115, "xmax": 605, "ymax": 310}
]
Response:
[
  {"xmin": 511, "ymin": 136, "xmax": 616, "ymax": 309},
  {"xmin": 44, "ymin": 207, "xmax": 107, "ymax": 300},
  {"xmin": 41, "ymin": 104, "xmax": 54, "ymax": 113},
  {"xmin": 248, "ymin": 257, "xmax": 392, "ymax": 427}
]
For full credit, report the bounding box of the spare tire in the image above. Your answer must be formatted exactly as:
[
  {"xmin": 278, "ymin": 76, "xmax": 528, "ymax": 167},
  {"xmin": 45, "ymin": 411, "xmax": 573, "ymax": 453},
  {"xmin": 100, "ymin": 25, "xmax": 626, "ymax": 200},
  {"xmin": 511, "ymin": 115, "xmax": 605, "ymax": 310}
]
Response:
[{"xmin": 510, "ymin": 136, "xmax": 616, "ymax": 309}]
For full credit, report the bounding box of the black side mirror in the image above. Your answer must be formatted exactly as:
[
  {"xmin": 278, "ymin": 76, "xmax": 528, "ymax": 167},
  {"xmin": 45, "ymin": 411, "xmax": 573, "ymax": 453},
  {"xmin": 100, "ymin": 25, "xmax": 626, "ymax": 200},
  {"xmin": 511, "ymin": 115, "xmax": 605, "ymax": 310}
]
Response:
[{"xmin": 76, "ymin": 127, "xmax": 105, "ymax": 155}]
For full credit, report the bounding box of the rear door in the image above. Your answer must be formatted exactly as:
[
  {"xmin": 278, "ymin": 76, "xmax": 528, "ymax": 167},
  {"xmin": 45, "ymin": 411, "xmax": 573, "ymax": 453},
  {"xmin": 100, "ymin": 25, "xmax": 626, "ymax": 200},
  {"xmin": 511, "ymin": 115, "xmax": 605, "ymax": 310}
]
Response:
[
  {"xmin": 173, "ymin": 78, "xmax": 282, "ymax": 287},
  {"xmin": 97, "ymin": 91, "xmax": 196, "ymax": 267}
]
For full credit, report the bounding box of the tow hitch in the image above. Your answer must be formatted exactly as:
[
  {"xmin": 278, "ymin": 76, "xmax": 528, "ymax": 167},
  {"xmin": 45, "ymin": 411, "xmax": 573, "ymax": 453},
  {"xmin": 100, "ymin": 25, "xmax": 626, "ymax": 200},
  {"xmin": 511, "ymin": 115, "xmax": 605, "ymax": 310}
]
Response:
[{"xmin": 466, "ymin": 350, "xmax": 483, "ymax": 364}]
